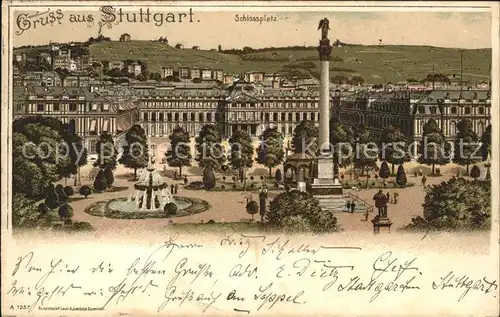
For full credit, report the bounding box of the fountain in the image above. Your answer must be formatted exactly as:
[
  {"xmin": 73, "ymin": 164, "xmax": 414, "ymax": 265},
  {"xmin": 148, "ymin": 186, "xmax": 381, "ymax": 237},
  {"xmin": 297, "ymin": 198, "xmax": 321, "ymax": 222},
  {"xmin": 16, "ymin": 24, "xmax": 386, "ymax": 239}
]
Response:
[
  {"xmin": 84, "ymin": 148, "xmax": 211, "ymax": 219},
  {"xmin": 128, "ymin": 155, "xmax": 171, "ymax": 211}
]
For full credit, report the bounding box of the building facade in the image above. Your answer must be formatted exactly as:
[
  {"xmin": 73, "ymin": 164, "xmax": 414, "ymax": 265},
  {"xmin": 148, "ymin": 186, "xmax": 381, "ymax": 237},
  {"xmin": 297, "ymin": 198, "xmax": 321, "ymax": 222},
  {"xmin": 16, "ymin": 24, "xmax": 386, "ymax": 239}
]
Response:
[{"xmin": 13, "ymin": 86, "xmax": 139, "ymax": 155}]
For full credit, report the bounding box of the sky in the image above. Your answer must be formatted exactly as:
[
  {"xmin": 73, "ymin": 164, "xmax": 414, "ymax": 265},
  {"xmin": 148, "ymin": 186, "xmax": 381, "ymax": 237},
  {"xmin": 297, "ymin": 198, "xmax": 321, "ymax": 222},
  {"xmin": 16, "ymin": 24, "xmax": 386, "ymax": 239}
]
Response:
[{"xmin": 11, "ymin": 6, "xmax": 493, "ymax": 49}]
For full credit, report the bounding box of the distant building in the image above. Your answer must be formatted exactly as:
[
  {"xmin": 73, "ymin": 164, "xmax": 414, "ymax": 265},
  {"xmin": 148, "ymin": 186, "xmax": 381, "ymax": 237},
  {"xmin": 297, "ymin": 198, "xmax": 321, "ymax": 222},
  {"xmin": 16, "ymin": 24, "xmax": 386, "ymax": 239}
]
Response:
[
  {"xmin": 69, "ymin": 59, "xmax": 79, "ymax": 72},
  {"xmin": 109, "ymin": 61, "xmax": 125, "ymax": 70},
  {"xmin": 476, "ymin": 81, "xmax": 489, "ymax": 90},
  {"xmin": 223, "ymin": 74, "xmax": 235, "ymax": 85},
  {"xmin": 213, "ymin": 69, "xmax": 223, "ymax": 82},
  {"xmin": 41, "ymin": 71, "xmax": 62, "ymax": 87},
  {"xmin": 119, "ymin": 33, "xmax": 131, "ymax": 42},
  {"xmin": 53, "ymin": 55, "xmax": 70, "ymax": 70},
  {"xmin": 162, "ymin": 66, "xmax": 174, "ymax": 78},
  {"xmin": 128, "ymin": 63, "xmax": 142, "ymax": 77},
  {"xmin": 192, "ymin": 46, "xmax": 200, "ymax": 50},
  {"xmin": 175, "ymin": 43, "xmax": 184, "ymax": 49},
  {"xmin": 246, "ymin": 72, "xmax": 264, "ymax": 83},
  {"xmin": 190, "ymin": 67, "xmax": 201, "ymax": 79},
  {"xmin": 201, "ymin": 69, "xmax": 212, "ymax": 80},
  {"xmin": 179, "ymin": 67, "xmax": 190, "ymax": 79}
]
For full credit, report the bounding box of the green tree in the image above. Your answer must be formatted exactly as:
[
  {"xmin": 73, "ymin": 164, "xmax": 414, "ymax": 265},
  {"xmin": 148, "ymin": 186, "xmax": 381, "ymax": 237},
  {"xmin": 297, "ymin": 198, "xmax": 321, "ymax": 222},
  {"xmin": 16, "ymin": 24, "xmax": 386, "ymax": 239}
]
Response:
[
  {"xmin": 94, "ymin": 132, "xmax": 118, "ymax": 171},
  {"xmin": 59, "ymin": 127, "xmax": 88, "ymax": 186},
  {"xmin": 470, "ymin": 165, "xmax": 480, "ymax": 181},
  {"xmin": 256, "ymin": 127, "xmax": 284, "ymax": 178},
  {"xmin": 379, "ymin": 161, "xmax": 391, "ymax": 183},
  {"xmin": 453, "ymin": 119, "xmax": 480, "ymax": 174},
  {"xmin": 379, "ymin": 125, "xmax": 408, "ymax": 174},
  {"xmin": 166, "ymin": 126, "xmax": 192, "ymax": 177},
  {"xmin": 164, "ymin": 202, "xmax": 178, "ymax": 222},
  {"xmin": 396, "ymin": 164, "xmax": 407, "ymax": 186},
  {"xmin": 267, "ymin": 190, "xmax": 338, "ymax": 233},
  {"xmin": 55, "ymin": 184, "xmax": 68, "ymax": 204},
  {"xmin": 246, "ymin": 200, "xmax": 259, "ymax": 220},
  {"xmin": 44, "ymin": 184, "xmax": 60, "ymax": 210},
  {"xmin": 195, "ymin": 124, "xmax": 225, "ymax": 170},
  {"xmin": 407, "ymin": 178, "xmax": 490, "ymax": 231},
  {"xmin": 330, "ymin": 123, "xmax": 355, "ymax": 168},
  {"xmin": 202, "ymin": 167, "xmax": 216, "ymax": 190},
  {"xmin": 480, "ymin": 124, "xmax": 491, "ymax": 161},
  {"xmin": 229, "ymin": 129, "xmax": 254, "ymax": 189},
  {"xmin": 419, "ymin": 119, "xmax": 451, "ymax": 175},
  {"xmin": 354, "ymin": 126, "xmax": 378, "ymax": 175},
  {"xmin": 13, "ymin": 121, "xmax": 68, "ymax": 199},
  {"xmin": 119, "ymin": 124, "xmax": 149, "ymax": 180},
  {"xmin": 93, "ymin": 169, "xmax": 108, "ymax": 192},
  {"xmin": 292, "ymin": 120, "xmax": 319, "ymax": 154}
]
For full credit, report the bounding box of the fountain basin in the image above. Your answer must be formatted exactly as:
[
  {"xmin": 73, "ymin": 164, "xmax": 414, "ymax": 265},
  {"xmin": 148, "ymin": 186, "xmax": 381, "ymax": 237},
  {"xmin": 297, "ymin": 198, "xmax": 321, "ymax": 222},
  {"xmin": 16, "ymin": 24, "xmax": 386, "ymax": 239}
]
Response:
[{"xmin": 85, "ymin": 196, "xmax": 210, "ymax": 219}]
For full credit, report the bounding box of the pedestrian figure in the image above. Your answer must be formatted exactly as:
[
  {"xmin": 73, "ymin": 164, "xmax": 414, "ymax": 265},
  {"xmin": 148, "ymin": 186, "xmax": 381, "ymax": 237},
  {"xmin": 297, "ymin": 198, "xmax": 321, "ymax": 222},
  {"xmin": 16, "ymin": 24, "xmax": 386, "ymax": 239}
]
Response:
[
  {"xmin": 419, "ymin": 168, "xmax": 422, "ymax": 176},
  {"xmin": 350, "ymin": 201, "xmax": 356, "ymax": 213},
  {"xmin": 346, "ymin": 201, "xmax": 351, "ymax": 212},
  {"xmin": 183, "ymin": 176, "xmax": 188, "ymax": 185},
  {"xmin": 174, "ymin": 184, "xmax": 179, "ymax": 194},
  {"xmin": 163, "ymin": 165, "xmax": 167, "ymax": 173},
  {"xmin": 170, "ymin": 184, "xmax": 175, "ymax": 194},
  {"xmin": 421, "ymin": 175, "xmax": 427, "ymax": 186},
  {"xmin": 386, "ymin": 192, "xmax": 390, "ymax": 204},
  {"xmin": 414, "ymin": 171, "xmax": 418, "ymax": 177},
  {"xmin": 364, "ymin": 208, "xmax": 369, "ymax": 221},
  {"xmin": 174, "ymin": 171, "xmax": 177, "ymax": 179},
  {"xmin": 393, "ymin": 192, "xmax": 399, "ymax": 204}
]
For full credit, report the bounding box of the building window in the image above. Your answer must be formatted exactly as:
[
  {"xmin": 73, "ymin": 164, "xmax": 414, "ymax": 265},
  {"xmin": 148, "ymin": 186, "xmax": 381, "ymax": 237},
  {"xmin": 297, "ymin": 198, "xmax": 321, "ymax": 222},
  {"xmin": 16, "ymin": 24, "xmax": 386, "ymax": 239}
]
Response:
[
  {"xmin": 265, "ymin": 113, "xmax": 270, "ymax": 122},
  {"xmin": 479, "ymin": 107, "xmax": 485, "ymax": 115},
  {"xmin": 102, "ymin": 120, "xmax": 110, "ymax": 133},
  {"xmin": 190, "ymin": 113, "xmax": 195, "ymax": 121},
  {"xmin": 174, "ymin": 113, "xmax": 179, "ymax": 121},
  {"xmin": 167, "ymin": 113, "xmax": 172, "ymax": 122},
  {"xmin": 199, "ymin": 113, "xmax": 203, "ymax": 121},
  {"xmin": 288, "ymin": 113, "xmax": 293, "ymax": 121},
  {"xmin": 183, "ymin": 113, "xmax": 187, "ymax": 121},
  {"xmin": 54, "ymin": 103, "xmax": 60, "ymax": 111},
  {"xmin": 295, "ymin": 113, "xmax": 300, "ymax": 122},
  {"xmin": 464, "ymin": 106, "xmax": 471, "ymax": 115},
  {"xmin": 151, "ymin": 113, "xmax": 156, "ymax": 121},
  {"xmin": 311, "ymin": 113, "xmax": 315, "ymax": 121},
  {"xmin": 91, "ymin": 103, "xmax": 98, "ymax": 111},
  {"xmin": 89, "ymin": 119, "xmax": 97, "ymax": 135},
  {"xmin": 37, "ymin": 104, "xmax": 44, "ymax": 112},
  {"xmin": 207, "ymin": 113, "xmax": 212, "ymax": 122},
  {"xmin": 451, "ymin": 106, "xmax": 457, "ymax": 114},
  {"xmin": 102, "ymin": 104, "xmax": 110, "ymax": 111},
  {"xmin": 281, "ymin": 113, "xmax": 286, "ymax": 121},
  {"xmin": 69, "ymin": 103, "xmax": 77, "ymax": 112},
  {"xmin": 273, "ymin": 113, "xmax": 278, "ymax": 121},
  {"xmin": 143, "ymin": 113, "xmax": 148, "ymax": 121}
]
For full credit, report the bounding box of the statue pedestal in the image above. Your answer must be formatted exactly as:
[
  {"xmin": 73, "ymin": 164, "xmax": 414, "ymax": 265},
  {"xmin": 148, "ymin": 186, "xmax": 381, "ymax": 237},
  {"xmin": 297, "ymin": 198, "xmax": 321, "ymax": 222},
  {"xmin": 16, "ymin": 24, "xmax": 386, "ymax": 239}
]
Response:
[
  {"xmin": 309, "ymin": 157, "xmax": 345, "ymax": 211},
  {"xmin": 371, "ymin": 217, "xmax": 393, "ymax": 234}
]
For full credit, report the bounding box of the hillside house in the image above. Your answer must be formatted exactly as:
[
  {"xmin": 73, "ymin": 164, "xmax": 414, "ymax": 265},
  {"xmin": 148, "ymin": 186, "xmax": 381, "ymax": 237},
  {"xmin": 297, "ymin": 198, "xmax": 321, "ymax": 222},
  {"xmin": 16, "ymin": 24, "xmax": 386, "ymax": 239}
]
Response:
[
  {"xmin": 119, "ymin": 33, "xmax": 131, "ymax": 42},
  {"xmin": 175, "ymin": 43, "xmax": 184, "ymax": 49},
  {"xmin": 162, "ymin": 66, "xmax": 174, "ymax": 78}
]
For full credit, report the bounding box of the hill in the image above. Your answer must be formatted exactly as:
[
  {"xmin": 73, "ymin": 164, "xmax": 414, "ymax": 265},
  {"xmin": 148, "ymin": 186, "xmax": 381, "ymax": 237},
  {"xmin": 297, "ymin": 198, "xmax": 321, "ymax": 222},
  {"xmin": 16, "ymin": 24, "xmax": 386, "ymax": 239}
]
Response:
[{"xmin": 42, "ymin": 41, "xmax": 493, "ymax": 84}]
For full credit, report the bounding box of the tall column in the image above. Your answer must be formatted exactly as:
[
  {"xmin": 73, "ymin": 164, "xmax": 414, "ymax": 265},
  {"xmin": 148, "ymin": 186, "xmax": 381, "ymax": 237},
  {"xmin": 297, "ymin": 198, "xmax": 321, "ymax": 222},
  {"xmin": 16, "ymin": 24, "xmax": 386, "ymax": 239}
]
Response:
[{"xmin": 319, "ymin": 60, "xmax": 330, "ymax": 152}]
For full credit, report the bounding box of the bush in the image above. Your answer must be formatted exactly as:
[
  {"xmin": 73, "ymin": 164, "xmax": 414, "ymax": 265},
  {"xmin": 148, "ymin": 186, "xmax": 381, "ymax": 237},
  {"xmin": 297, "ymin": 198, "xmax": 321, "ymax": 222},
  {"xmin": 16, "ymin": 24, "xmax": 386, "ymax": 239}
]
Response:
[
  {"xmin": 281, "ymin": 215, "xmax": 312, "ymax": 233},
  {"xmin": 379, "ymin": 161, "xmax": 390, "ymax": 180},
  {"xmin": 232, "ymin": 184, "xmax": 237, "ymax": 190},
  {"xmin": 79, "ymin": 185, "xmax": 92, "ymax": 198},
  {"xmin": 203, "ymin": 168, "xmax": 216, "ymax": 190},
  {"xmin": 221, "ymin": 185, "xmax": 226, "ymax": 191},
  {"xmin": 250, "ymin": 176, "xmax": 254, "ymax": 181},
  {"xmin": 207, "ymin": 219, "xmax": 216, "ymax": 224},
  {"xmin": 275, "ymin": 169, "xmax": 283, "ymax": 183},
  {"xmin": 63, "ymin": 186, "xmax": 74, "ymax": 196},
  {"xmin": 246, "ymin": 200, "xmax": 259, "ymax": 219},
  {"xmin": 38, "ymin": 202, "xmax": 49, "ymax": 215},
  {"xmin": 164, "ymin": 202, "xmax": 178, "ymax": 220},
  {"xmin": 470, "ymin": 165, "xmax": 480, "ymax": 180},
  {"xmin": 396, "ymin": 164, "xmax": 407, "ymax": 186},
  {"xmin": 104, "ymin": 168, "xmax": 114, "ymax": 187},
  {"xmin": 268, "ymin": 190, "xmax": 339, "ymax": 233},
  {"xmin": 72, "ymin": 221, "xmax": 95, "ymax": 232},
  {"xmin": 93, "ymin": 170, "xmax": 108, "ymax": 192},
  {"xmin": 58, "ymin": 204, "xmax": 74, "ymax": 220},
  {"xmin": 56, "ymin": 185, "xmax": 69, "ymax": 204}
]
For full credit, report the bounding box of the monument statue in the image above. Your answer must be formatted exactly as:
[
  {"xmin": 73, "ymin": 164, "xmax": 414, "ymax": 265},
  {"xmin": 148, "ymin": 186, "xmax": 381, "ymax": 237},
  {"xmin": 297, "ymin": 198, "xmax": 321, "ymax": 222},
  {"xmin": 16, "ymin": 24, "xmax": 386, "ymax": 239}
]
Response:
[
  {"xmin": 318, "ymin": 18, "xmax": 330, "ymax": 40},
  {"xmin": 317, "ymin": 18, "xmax": 332, "ymax": 61}
]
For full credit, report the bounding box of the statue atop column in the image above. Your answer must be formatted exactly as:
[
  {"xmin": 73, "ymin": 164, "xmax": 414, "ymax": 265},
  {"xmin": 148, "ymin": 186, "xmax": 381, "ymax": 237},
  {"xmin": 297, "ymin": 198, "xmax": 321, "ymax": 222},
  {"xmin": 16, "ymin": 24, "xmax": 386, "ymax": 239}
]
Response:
[{"xmin": 318, "ymin": 18, "xmax": 332, "ymax": 61}]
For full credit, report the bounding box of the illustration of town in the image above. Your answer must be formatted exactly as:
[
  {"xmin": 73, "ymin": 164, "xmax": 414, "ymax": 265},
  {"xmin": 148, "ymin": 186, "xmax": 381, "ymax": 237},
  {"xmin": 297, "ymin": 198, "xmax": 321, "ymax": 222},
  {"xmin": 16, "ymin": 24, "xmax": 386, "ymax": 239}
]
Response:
[{"xmin": 10, "ymin": 9, "xmax": 492, "ymax": 237}]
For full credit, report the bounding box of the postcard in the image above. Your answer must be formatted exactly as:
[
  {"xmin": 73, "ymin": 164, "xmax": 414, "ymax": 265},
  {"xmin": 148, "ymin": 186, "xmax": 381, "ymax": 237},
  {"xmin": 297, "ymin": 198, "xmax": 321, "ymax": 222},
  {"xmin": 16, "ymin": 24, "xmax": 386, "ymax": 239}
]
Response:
[{"xmin": 1, "ymin": 1, "xmax": 499, "ymax": 316}]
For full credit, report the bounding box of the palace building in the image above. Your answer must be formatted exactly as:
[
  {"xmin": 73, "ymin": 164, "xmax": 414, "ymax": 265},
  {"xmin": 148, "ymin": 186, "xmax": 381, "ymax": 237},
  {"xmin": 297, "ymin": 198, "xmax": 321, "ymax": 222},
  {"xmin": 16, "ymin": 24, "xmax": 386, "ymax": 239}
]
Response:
[
  {"xmin": 137, "ymin": 79, "xmax": 334, "ymax": 139},
  {"xmin": 335, "ymin": 89, "xmax": 491, "ymax": 141}
]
